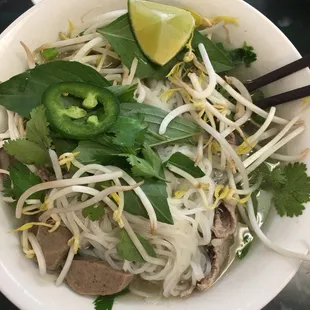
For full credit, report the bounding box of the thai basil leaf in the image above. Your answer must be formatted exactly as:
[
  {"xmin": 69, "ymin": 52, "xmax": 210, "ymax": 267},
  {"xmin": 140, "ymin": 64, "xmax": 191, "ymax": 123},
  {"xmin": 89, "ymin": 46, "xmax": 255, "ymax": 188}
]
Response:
[
  {"xmin": 166, "ymin": 152, "xmax": 205, "ymax": 178},
  {"xmin": 117, "ymin": 230, "xmax": 156, "ymax": 262},
  {"xmin": 107, "ymin": 84, "xmax": 138, "ymax": 103},
  {"xmin": 97, "ymin": 14, "xmax": 235, "ymax": 80},
  {"xmin": 120, "ymin": 102, "xmax": 201, "ymax": 146},
  {"xmin": 192, "ymin": 31, "xmax": 235, "ymax": 72},
  {"xmin": 123, "ymin": 178, "xmax": 173, "ymax": 225},
  {"xmin": 0, "ymin": 61, "xmax": 111, "ymax": 117},
  {"xmin": 53, "ymin": 138, "xmax": 78, "ymax": 156}
]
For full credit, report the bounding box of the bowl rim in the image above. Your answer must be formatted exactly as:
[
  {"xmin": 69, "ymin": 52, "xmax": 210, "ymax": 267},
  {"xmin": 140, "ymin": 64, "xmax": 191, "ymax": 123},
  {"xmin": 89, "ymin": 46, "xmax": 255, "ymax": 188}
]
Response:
[{"xmin": 0, "ymin": 1, "xmax": 308, "ymax": 310}]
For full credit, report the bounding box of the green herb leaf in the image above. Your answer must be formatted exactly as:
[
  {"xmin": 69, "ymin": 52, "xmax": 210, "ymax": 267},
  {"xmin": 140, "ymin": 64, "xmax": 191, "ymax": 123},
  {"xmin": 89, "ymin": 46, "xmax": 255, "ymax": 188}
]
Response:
[
  {"xmin": 107, "ymin": 84, "xmax": 138, "ymax": 103},
  {"xmin": 75, "ymin": 141, "xmax": 173, "ymax": 224},
  {"xmin": 75, "ymin": 101, "xmax": 201, "ymax": 163},
  {"xmin": 4, "ymin": 162, "xmax": 42, "ymax": 200},
  {"xmin": 253, "ymin": 162, "xmax": 310, "ymax": 217},
  {"xmin": 108, "ymin": 115, "xmax": 148, "ymax": 148},
  {"xmin": 94, "ymin": 289, "xmax": 129, "ymax": 310},
  {"xmin": 229, "ymin": 42, "xmax": 257, "ymax": 67},
  {"xmin": 117, "ymin": 230, "xmax": 156, "ymax": 262},
  {"xmin": 192, "ymin": 31, "xmax": 235, "ymax": 72},
  {"xmin": 166, "ymin": 152, "xmax": 205, "ymax": 178},
  {"xmin": 4, "ymin": 139, "xmax": 49, "ymax": 165},
  {"xmin": 126, "ymin": 155, "xmax": 164, "ymax": 181},
  {"xmin": 0, "ymin": 61, "xmax": 110, "ymax": 117},
  {"xmin": 52, "ymin": 138, "xmax": 78, "ymax": 156},
  {"xmin": 273, "ymin": 163, "xmax": 310, "ymax": 217},
  {"xmin": 74, "ymin": 140, "xmax": 134, "ymax": 166},
  {"xmin": 82, "ymin": 204, "xmax": 105, "ymax": 221},
  {"xmin": 120, "ymin": 102, "xmax": 201, "ymax": 147},
  {"xmin": 98, "ymin": 14, "xmax": 235, "ymax": 80},
  {"xmin": 123, "ymin": 178, "xmax": 173, "ymax": 225},
  {"xmin": 125, "ymin": 144, "xmax": 164, "ymax": 180},
  {"xmin": 26, "ymin": 106, "xmax": 52, "ymax": 148},
  {"xmin": 142, "ymin": 144, "xmax": 162, "ymax": 174}
]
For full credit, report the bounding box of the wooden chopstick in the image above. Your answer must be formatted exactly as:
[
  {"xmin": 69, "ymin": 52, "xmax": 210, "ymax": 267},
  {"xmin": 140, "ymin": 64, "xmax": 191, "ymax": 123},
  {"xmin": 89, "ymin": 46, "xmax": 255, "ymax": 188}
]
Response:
[
  {"xmin": 244, "ymin": 55, "xmax": 310, "ymax": 93},
  {"xmin": 254, "ymin": 85, "xmax": 310, "ymax": 109}
]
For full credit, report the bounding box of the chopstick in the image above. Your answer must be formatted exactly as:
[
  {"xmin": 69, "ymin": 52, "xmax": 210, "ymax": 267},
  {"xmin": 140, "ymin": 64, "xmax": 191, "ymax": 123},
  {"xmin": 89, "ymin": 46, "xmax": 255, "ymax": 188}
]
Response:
[
  {"xmin": 254, "ymin": 85, "xmax": 310, "ymax": 109},
  {"xmin": 244, "ymin": 55, "xmax": 310, "ymax": 93}
]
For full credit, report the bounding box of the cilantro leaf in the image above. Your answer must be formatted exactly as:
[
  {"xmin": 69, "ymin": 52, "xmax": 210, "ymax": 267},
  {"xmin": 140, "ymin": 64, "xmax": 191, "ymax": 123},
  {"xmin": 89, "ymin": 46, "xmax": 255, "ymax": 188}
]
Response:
[
  {"xmin": 254, "ymin": 162, "xmax": 310, "ymax": 217},
  {"xmin": 108, "ymin": 115, "xmax": 148, "ymax": 148},
  {"xmin": 4, "ymin": 139, "xmax": 49, "ymax": 165},
  {"xmin": 269, "ymin": 167, "xmax": 287, "ymax": 188},
  {"xmin": 274, "ymin": 194, "xmax": 305, "ymax": 217},
  {"xmin": 117, "ymin": 230, "xmax": 156, "ymax": 262},
  {"xmin": 94, "ymin": 289, "xmax": 129, "ymax": 310},
  {"xmin": 229, "ymin": 42, "xmax": 257, "ymax": 67},
  {"xmin": 26, "ymin": 106, "xmax": 52, "ymax": 148},
  {"xmin": 126, "ymin": 155, "xmax": 164, "ymax": 181},
  {"xmin": 82, "ymin": 204, "xmax": 105, "ymax": 221},
  {"xmin": 4, "ymin": 162, "xmax": 42, "ymax": 200},
  {"xmin": 126, "ymin": 145, "xmax": 164, "ymax": 181},
  {"xmin": 273, "ymin": 163, "xmax": 310, "ymax": 217},
  {"xmin": 216, "ymin": 41, "xmax": 257, "ymax": 68}
]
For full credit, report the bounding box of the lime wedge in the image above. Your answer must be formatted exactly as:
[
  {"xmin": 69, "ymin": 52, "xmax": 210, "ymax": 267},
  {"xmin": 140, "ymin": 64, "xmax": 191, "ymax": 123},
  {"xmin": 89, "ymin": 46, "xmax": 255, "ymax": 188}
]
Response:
[{"xmin": 128, "ymin": 0, "xmax": 195, "ymax": 66}]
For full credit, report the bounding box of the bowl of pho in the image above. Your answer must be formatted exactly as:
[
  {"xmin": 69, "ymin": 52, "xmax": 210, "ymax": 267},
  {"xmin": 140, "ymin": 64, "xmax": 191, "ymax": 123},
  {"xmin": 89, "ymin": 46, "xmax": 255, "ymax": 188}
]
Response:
[{"xmin": 0, "ymin": 0, "xmax": 310, "ymax": 310}]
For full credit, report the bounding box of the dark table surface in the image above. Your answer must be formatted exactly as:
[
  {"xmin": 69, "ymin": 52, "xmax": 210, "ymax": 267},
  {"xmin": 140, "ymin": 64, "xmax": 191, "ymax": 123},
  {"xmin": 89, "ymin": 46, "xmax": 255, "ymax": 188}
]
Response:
[{"xmin": 0, "ymin": 0, "xmax": 310, "ymax": 309}]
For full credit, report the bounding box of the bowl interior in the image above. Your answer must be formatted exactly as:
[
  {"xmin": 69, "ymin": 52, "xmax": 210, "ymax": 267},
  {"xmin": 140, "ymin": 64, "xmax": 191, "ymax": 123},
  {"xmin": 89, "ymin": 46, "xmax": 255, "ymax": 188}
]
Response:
[{"xmin": 1, "ymin": 1, "xmax": 310, "ymax": 310}]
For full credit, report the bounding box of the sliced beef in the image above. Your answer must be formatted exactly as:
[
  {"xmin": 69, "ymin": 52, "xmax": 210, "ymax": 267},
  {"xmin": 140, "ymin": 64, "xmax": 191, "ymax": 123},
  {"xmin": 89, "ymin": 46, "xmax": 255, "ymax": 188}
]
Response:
[
  {"xmin": 36, "ymin": 225, "xmax": 72, "ymax": 271},
  {"xmin": 66, "ymin": 256, "xmax": 133, "ymax": 296},
  {"xmin": 197, "ymin": 236, "xmax": 233, "ymax": 291},
  {"xmin": 212, "ymin": 203, "xmax": 237, "ymax": 239}
]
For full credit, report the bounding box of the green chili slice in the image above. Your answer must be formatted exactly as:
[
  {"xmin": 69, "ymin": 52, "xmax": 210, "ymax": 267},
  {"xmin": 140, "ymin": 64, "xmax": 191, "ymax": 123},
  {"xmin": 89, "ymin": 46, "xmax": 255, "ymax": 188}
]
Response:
[{"xmin": 42, "ymin": 82, "xmax": 120, "ymax": 139}]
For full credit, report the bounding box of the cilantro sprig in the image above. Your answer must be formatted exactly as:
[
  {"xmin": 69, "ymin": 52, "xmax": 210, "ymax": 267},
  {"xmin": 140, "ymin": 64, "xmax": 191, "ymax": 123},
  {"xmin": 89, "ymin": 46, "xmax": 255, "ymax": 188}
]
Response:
[
  {"xmin": 253, "ymin": 162, "xmax": 310, "ymax": 217},
  {"xmin": 125, "ymin": 144, "xmax": 165, "ymax": 181},
  {"xmin": 3, "ymin": 162, "xmax": 42, "ymax": 201}
]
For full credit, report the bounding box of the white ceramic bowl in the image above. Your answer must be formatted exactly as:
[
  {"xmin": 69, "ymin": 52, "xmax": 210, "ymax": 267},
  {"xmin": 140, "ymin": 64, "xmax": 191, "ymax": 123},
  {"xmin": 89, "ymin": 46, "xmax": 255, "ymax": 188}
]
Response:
[{"xmin": 1, "ymin": 0, "xmax": 310, "ymax": 310}]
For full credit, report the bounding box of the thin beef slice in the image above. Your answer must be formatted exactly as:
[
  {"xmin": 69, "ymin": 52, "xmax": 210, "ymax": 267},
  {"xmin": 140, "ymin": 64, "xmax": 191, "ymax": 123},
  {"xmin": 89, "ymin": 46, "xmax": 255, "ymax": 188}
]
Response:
[
  {"xmin": 197, "ymin": 236, "xmax": 233, "ymax": 291},
  {"xmin": 212, "ymin": 203, "xmax": 237, "ymax": 239}
]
